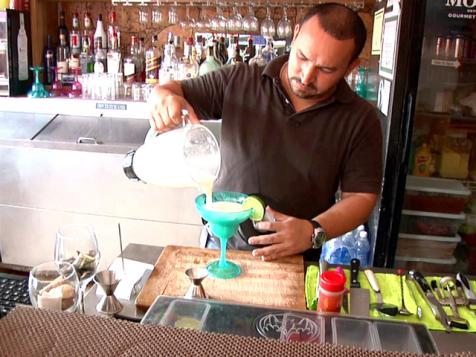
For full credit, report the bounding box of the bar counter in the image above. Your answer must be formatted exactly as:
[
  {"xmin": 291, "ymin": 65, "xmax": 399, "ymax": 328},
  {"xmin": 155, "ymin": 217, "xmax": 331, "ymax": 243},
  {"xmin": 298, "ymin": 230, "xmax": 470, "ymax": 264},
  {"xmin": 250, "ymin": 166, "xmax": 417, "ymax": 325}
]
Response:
[{"xmin": 77, "ymin": 243, "xmax": 476, "ymax": 355}]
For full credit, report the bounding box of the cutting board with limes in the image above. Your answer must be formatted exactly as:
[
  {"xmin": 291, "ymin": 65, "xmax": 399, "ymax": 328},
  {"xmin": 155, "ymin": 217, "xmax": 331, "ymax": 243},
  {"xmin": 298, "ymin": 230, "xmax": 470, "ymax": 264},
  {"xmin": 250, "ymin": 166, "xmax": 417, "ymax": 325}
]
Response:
[{"xmin": 135, "ymin": 245, "xmax": 305, "ymax": 310}]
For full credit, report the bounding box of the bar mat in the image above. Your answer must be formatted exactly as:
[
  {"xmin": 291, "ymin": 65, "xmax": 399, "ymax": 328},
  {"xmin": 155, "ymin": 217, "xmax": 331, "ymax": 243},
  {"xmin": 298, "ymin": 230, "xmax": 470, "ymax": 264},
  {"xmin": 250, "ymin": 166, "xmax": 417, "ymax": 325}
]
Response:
[
  {"xmin": 0, "ymin": 306, "xmax": 470, "ymax": 357},
  {"xmin": 306, "ymin": 266, "xmax": 476, "ymax": 332}
]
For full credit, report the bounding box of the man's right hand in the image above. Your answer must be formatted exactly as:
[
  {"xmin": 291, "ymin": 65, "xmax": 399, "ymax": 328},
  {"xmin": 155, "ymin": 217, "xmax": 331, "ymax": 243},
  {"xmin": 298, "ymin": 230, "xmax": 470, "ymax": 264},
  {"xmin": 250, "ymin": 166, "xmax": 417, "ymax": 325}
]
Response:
[{"xmin": 148, "ymin": 81, "xmax": 200, "ymax": 133}]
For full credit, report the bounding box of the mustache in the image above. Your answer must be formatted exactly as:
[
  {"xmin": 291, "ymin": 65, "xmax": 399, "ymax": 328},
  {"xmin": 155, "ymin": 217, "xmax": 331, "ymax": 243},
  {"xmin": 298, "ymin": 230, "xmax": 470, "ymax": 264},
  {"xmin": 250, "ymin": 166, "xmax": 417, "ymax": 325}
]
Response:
[{"xmin": 289, "ymin": 77, "xmax": 317, "ymax": 91}]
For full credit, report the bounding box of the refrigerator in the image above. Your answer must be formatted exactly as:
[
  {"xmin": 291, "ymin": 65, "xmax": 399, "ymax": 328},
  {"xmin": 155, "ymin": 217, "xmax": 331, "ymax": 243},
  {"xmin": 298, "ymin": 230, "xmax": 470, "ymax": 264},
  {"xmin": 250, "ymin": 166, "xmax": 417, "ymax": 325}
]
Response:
[{"xmin": 365, "ymin": 0, "xmax": 476, "ymax": 274}]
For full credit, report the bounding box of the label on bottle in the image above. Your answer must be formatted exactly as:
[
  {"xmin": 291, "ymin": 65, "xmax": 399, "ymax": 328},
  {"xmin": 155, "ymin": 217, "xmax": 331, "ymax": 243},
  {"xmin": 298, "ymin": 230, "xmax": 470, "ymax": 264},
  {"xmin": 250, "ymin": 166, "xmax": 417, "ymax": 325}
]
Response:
[
  {"xmin": 69, "ymin": 56, "xmax": 80, "ymax": 70},
  {"xmin": 57, "ymin": 60, "xmax": 68, "ymax": 74},
  {"xmin": 124, "ymin": 62, "xmax": 135, "ymax": 77},
  {"xmin": 70, "ymin": 33, "xmax": 80, "ymax": 50},
  {"xmin": 17, "ymin": 14, "xmax": 28, "ymax": 81}
]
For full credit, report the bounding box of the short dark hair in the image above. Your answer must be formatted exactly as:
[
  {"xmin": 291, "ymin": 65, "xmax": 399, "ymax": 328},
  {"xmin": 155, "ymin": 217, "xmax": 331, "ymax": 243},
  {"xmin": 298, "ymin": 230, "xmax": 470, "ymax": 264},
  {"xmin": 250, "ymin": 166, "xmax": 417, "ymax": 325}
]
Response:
[{"xmin": 299, "ymin": 2, "xmax": 367, "ymax": 63}]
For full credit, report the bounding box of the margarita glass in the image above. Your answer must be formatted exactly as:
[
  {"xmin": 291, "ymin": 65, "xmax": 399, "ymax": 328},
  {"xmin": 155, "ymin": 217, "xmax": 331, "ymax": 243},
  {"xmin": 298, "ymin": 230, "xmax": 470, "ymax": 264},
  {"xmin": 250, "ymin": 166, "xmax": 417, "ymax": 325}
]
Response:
[{"xmin": 195, "ymin": 191, "xmax": 254, "ymax": 279}]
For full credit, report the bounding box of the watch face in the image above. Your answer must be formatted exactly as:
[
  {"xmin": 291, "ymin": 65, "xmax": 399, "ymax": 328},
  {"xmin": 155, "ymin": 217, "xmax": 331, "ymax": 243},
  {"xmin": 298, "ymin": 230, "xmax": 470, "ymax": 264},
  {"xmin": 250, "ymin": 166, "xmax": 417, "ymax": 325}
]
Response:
[{"xmin": 313, "ymin": 228, "xmax": 326, "ymax": 248}]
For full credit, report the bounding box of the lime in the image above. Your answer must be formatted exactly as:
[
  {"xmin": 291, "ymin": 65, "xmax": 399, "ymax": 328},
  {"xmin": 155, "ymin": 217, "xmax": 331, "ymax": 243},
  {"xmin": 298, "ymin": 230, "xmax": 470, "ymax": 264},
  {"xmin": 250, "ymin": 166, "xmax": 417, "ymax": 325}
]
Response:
[{"xmin": 242, "ymin": 195, "xmax": 265, "ymax": 222}]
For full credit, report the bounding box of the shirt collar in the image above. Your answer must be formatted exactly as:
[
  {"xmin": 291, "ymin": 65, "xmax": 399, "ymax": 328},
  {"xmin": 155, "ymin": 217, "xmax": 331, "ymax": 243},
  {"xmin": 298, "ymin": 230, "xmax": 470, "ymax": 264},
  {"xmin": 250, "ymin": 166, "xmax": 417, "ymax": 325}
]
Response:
[{"xmin": 262, "ymin": 54, "xmax": 356, "ymax": 105}]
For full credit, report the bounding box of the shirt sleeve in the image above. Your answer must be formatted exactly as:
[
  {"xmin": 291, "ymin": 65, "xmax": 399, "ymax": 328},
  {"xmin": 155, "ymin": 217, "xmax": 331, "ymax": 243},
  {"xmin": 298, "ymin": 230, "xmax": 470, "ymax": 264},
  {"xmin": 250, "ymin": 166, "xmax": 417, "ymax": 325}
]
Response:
[
  {"xmin": 181, "ymin": 64, "xmax": 242, "ymax": 120},
  {"xmin": 340, "ymin": 106, "xmax": 383, "ymax": 194}
]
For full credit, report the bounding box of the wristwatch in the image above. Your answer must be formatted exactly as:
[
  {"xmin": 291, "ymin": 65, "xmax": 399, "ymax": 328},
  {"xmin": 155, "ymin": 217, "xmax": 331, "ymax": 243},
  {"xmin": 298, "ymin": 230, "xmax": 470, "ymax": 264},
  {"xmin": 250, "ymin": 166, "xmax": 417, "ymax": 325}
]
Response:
[{"xmin": 310, "ymin": 220, "xmax": 327, "ymax": 249}]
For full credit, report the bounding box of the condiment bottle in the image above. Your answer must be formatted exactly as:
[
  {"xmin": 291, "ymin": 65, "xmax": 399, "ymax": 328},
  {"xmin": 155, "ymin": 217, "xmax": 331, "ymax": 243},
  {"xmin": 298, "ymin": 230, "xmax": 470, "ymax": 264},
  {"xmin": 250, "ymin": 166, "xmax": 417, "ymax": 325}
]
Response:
[{"xmin": 317, "ymin": 270, "xmax": 346, "ymax": 313}]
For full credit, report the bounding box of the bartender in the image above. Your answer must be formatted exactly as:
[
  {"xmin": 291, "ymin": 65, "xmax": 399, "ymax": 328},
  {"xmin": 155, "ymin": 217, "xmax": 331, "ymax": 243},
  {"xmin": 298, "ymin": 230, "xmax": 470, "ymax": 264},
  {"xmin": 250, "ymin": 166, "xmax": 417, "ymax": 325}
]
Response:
[{"xmin": 148, "ymin": 2, "xmax": 383, "ymax": 261}]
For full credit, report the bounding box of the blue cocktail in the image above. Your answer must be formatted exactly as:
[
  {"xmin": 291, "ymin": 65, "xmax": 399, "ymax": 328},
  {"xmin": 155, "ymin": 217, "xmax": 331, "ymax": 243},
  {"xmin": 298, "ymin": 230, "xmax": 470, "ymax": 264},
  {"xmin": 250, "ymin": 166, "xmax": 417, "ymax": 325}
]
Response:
[{"xmin": 195, "ymin": 191, "xmax": 253, "ymax": 279}]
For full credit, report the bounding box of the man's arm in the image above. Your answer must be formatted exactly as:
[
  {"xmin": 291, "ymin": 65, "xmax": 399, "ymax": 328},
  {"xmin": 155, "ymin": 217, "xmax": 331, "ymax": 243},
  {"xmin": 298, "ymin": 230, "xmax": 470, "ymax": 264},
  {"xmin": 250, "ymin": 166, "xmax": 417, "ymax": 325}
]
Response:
[
  {"xmin": 249, "ymin": 192, "xmax": 378, "ymax": 261},
  {"xmin": 148, "ymin": 81, "xmax": 200, "ymax": 133}
]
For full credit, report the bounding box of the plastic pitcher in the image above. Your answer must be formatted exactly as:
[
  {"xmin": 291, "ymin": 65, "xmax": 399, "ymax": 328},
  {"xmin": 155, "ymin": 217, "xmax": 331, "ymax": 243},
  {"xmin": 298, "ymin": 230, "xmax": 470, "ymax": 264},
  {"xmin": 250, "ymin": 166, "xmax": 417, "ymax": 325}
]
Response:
[{"xmin": 123, "ymin": 111, "xmax": 221, "ymax": 188}]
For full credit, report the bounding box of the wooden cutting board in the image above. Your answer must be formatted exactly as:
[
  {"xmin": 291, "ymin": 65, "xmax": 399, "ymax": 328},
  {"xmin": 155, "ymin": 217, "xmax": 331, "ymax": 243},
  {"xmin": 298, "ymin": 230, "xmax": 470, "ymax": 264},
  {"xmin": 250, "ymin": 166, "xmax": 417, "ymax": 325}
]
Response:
[{"xmin": 136, "ymin": 245, "xmax": 305, "ymax": 310}]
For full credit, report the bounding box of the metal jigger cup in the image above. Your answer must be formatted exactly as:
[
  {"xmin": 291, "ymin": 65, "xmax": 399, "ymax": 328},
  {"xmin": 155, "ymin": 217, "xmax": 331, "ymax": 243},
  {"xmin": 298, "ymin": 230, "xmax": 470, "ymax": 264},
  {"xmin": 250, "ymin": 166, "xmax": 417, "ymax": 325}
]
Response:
[
  {"xmin": 93, "ymin": 270, "xmax": 123, "ymax": 315},
  {"xmin": 185, "ymin": 267, "xmax": 208, "ymax": 299}
]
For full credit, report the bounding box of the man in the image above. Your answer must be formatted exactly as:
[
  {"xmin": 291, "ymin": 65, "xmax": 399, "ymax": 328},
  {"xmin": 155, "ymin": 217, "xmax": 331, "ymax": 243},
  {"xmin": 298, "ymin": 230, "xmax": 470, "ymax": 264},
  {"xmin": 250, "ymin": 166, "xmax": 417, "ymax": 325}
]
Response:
[{"xmin": 149, "ymin": 3, "xmax": 383, "ymax": 261}]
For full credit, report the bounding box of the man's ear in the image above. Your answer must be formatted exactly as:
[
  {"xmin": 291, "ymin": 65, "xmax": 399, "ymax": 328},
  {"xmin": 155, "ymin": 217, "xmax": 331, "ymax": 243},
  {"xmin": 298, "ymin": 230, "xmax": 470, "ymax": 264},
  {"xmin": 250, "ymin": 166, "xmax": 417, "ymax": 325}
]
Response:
[
  {"xmin": 345, "ymin": 58, "xmax": 360, "ymax": 76},
  {"xmin": 292, "ymin": 24, "xmax": 300, "ymax": 43}
]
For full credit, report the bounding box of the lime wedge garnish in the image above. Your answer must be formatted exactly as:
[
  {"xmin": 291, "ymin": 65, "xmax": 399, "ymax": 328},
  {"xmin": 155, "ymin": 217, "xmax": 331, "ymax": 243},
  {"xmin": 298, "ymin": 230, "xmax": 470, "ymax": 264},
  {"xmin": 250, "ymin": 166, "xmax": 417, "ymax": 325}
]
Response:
[{"xmin": 242, "ymin": 195, "xmax": 265, "ymax": 222}]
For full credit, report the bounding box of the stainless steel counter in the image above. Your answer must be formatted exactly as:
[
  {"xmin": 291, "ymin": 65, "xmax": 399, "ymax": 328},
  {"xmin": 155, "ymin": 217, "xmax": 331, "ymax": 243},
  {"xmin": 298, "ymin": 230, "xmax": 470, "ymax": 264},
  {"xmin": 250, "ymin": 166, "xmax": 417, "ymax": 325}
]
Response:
[{"xmin": 85, "ymin": 243, "xmax": 476, "ymax": 355}]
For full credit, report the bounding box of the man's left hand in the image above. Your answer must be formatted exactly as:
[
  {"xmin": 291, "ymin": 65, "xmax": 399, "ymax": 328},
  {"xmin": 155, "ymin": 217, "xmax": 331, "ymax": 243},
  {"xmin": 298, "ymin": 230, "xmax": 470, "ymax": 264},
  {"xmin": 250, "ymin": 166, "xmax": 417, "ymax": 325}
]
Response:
[{"xmin": 248, "ymin": 207, "xmax": 314, "ymax": 261}]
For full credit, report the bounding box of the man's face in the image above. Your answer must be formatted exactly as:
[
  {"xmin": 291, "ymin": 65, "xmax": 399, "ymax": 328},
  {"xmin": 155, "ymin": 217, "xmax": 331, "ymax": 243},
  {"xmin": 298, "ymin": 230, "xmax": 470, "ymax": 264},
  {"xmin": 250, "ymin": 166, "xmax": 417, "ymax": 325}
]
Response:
[{"xmin": 287, "ymin": 17, "xmax": 356, "ymax": 100}]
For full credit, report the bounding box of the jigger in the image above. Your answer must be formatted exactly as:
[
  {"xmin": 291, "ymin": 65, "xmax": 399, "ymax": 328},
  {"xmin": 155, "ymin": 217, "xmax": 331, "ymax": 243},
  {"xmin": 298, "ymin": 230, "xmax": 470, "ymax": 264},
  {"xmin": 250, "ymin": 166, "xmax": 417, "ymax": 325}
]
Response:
[
  {"xmin": 185, "ymin": 267, "xmax": 208, "ymax": 299},
  {"xmin": 94, "ymin": 270, "xmax": 123, "ymax": 315}
]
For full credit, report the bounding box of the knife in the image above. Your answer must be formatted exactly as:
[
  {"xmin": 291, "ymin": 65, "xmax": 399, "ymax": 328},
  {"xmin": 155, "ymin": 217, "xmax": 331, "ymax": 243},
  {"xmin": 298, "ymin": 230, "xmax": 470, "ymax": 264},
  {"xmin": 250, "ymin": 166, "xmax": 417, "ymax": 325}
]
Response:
[
  {"xmin": 335, "ymin": 266, "xmax": 348, "ymax": 314},
  {"xmin": 349, "ymin": 258, "xmax": 369, "ymax": 316},
  {"xmin": 409, "ymin": 270, "xmax": 451, "ymax": 332},
  {"xmin": 456, "ymin": 272, "xmax": 476, "ymax": 305},
  {"xmin": 316, "ymin": 259, "xmax": 328, "ymax": 301}
]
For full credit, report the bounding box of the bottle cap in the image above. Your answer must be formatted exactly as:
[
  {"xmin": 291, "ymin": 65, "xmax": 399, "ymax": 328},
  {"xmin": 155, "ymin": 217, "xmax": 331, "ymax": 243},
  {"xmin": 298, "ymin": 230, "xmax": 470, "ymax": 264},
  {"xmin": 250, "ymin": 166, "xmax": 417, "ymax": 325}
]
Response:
[{"xmin": 319, "ymin": 270, "xmax": 346, "ymax": 292}]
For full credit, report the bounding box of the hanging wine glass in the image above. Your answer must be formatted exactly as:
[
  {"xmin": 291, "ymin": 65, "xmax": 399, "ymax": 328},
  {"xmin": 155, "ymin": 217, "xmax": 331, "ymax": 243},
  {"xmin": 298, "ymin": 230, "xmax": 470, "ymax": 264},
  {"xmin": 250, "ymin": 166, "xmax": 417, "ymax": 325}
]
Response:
[
  {"xmin": 277, "ymin": 6, "xmax": 293, "ymax": 39},
  {"xmin": 123, "ymin": 0, "xmax": 132, "ymax": 7},
  {"xmin": 227, "ymin": 4, "xmax": 242, "ymax": 33},
  {"xmin": 152, "ymin": 0, "xmax": 164, "ymax": 25},
  {"xmin": 242, "ymin": 5, "xmax": 258, "ymax": 33},
  {"xmin": 138, "ymin": 0, "xmax": 149, "ymax": 24},
  {"xmin": 195, "ymin": 6, "xmax": 208, "ymax": 30},
  {"xmin": 180, "ymin": 4, "xmax": 195, "ymax": 30},
  {"xmin": 210, "ymin": 5, "xmax": 226, "ymax": 33},
  {"xmin": 260, "ymin": 5, "xmax": 276, "ymax": 38},
  {"xmin": 168, "ymin": 2, "xmax": 178, "ymax": 25}
]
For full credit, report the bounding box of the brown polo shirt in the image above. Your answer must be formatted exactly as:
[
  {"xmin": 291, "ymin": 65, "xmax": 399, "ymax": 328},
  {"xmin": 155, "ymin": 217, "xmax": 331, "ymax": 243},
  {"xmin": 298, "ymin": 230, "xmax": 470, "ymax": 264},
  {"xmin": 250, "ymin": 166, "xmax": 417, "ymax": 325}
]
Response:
[{"xmin": 181, "ymin": 55, "xmax": 383, "ymax": 222}]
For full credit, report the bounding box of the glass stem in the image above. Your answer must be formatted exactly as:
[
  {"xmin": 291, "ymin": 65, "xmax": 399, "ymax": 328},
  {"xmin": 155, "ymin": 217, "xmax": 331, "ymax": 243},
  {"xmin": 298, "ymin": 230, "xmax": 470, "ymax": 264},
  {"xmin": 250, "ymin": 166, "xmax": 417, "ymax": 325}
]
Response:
[{"xmin": 218, "ymin": 237, "xmax": 227, "ymax": 268}]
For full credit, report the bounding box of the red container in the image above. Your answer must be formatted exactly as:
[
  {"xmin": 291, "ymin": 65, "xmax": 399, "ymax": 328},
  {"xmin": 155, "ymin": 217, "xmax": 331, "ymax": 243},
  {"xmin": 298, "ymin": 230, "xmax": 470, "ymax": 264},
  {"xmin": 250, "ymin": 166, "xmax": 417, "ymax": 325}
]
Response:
[
  {"xmin": 403, "ymin": 176, "xmax": 470, "ymax": 214},
  {"xmin": 317, "ymin": 271, "xmax": 346, "ymax": 313}
]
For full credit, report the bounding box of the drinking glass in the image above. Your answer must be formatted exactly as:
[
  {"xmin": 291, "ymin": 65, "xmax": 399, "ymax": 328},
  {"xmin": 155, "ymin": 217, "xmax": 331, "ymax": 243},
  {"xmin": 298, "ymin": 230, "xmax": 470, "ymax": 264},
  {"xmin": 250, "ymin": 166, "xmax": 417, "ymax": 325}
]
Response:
[
  {"xmin": 260, "ymin": 6, "xmax": 276, "ymax": 38},
  {"xmin": 242, "ymin": 5, "xmax": 258, "ymax": 33},
  {"xmin": 180, "ymin": 5, "xmax": 195, "ymax": 30},
  {"xmin": 227, "ymin": 4, "xmax": 242, "ymax": 33},
  {"xmin": 138, "ymin": 0, "xmax": 149, "ymax": 24},
  {"xmin": 210, "ymin": 6, "xmax": 226, "ymax": 33},
  {"xmin": 51, "ymin": 67, "xmax": 64, "ymax": 97},
  {"xmin": 168, "ymin": 4, "xmax": 178, "ymax": 25},
  {"xmin": 29, "ymin": 261, "xmax": 80, "ymax": 312},
  {"xmin": 54, "ymin": 224, "xmax": 100, "ymax": 314},
  {"xmin": 69, "ymin": 68, "xmax": 82, "ymax": 98},
  {"xmin": 27, "ymin": 66, "xmax": 49, "ymax": 98},
  {"xmin": 195, "ymin": 6, "xmax": 209, "ymax": 30},
  {"xmin": 277, "ymin": 6, "xmax": 293, "ymax": 39},
  {"xmin": 152, "ymin": 2, "xmax": 164, "ymax": 25}
]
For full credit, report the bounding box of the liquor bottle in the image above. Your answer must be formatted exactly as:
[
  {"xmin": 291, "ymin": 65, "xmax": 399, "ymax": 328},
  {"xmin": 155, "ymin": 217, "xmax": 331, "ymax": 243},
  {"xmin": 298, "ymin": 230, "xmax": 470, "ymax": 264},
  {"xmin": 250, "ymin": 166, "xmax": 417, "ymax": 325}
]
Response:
[
  {"xmin": 249, "ymin": 45, "xmax": 266, "ymax": 66},
  {"xmin": 43, "ymin": 34, "xmax": 56, "ymax": 84},
  {"xmin": 83, "ymin": 12, "xmax": 95, "ymax": 53},
  {"xmin": 198, "ymin": 45, "xmax": 221, "ymax": 76},
  {"xmin": 70, "ymin": 12, "xmax": 81, "ymax": 57},
  {"xmin": 107, "ymin": 34, "xmax": 121, "ymax": 74},
  {"xmin": 17, "ymin": 13, "xmax": 28, "ymax": 81},
  {"xmin": 195, "ymin": 36, "xmax": 204, "ymax": 65},
  {"xmin": 218, "ymin": 36, "xmax": 228, "ymax": 65},
  {"xmin": 262, "ymin": 37, "xmax": 276, "ymax": 63},
  {"xmin": 108, "ymin": 11, "xmax": 120, "ymax": 52},
  {"xmin": 93, "ymin": 37, "xmax": 107, "ymax": 73},
  {"xmin": 137, "ymin": 37, "xmax": 146, "ymax": 82},
  {"xmin": 159, "ymin": 34, "xmax": 178, "ymax": 84},
  {"xmin": 178, "ymin": 37, "xmax": 199, "ymax": 80},
  {"xmin": 94, "ymin": 14, "xmax": 107, "ymax": 52},
  {"xmin": 56, "ymin": 33, "xmax": 70, "ymax": 80},
  {"xmin": 58, "ymin": 10, "xmax": 69, "ymax": 46},
  {"xmin": 243, "ymin": 37, "xmax": 255, "ymax": 63},
  {"xmin": 226, "ymin": 35, "xmax": 235, "ymax": 62},
  {"xmin": 145, "ymin": 35, "xmax": 160, "ymax": 84},
  {"xmin": 80, "ymin": 36, "xmax": 94, "ymax": 74},
  {"xmin": 123, "ymin": 36, "xmax": 139, "ymax": 84}
]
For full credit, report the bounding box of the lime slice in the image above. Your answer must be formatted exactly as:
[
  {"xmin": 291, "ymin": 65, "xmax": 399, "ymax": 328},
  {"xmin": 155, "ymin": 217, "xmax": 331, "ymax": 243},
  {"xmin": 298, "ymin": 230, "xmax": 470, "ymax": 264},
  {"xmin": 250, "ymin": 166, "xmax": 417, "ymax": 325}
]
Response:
[{"xmin": 242, "ymin": 195, "xmax": 265, "ymax": 222}]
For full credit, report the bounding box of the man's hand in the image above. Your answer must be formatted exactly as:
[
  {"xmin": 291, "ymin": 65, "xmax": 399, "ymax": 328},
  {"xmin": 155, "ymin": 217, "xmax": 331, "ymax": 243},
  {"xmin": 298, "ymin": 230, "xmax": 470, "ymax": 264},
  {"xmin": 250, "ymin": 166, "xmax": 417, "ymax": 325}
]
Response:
[
  {"xmin": 148, "ymin": 81, "xmax": 200, "ymax": 133},
  {"xmin": 249, "ymin": 207, "xmax": 314, "ymax": 261}
]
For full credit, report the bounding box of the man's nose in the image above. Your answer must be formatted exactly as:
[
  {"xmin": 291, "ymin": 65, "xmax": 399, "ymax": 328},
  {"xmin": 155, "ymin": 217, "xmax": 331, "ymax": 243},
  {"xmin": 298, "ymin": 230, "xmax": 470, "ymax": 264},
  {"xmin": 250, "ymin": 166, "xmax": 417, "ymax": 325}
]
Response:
[{"xmin": 301, "ymin": 65, "xmax": 318, "ymax": 85}]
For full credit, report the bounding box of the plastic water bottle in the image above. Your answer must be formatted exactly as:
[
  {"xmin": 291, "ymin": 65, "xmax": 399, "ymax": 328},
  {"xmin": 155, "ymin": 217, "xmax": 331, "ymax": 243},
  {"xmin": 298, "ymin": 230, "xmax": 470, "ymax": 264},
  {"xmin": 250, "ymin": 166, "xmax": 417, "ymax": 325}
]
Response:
[
  {"xmin": 355, "ymin": 231, "xmax": 370, "ymax": 267},
  {"xmin": 353, "ymin": 225, "xmax": 365, "ymax": 240}
]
